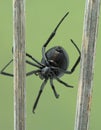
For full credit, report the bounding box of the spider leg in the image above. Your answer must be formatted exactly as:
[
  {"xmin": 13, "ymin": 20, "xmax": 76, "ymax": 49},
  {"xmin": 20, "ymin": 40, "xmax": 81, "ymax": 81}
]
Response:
[
  {"xmin": 55, "ymin": 77, "xmax": 74, "ymax": 88},
  {"xmin": 26, "ymin": 69, "xmax": 41, "ymax": 76},
  {"xmin": 65, "ymin": 39, "xmax": 81, "ymax": 74},
  {"xmin": 0, "ymin": 54, "xmax": 44, "ymax": 77},
  {"xmin": 26, "ymin": 60, "xmax": 42, "ymax": 76},
  {"xmin": 32, "ymin": 78, "xmax": 48, "ymax": 113},
  {"xmin": 0, "ymin": 59, "xmax": 13, "ymax": 77},
  {"xmin": 26, "ymin": 53, "xmax": 44, "ymax": 67},
  {"xmin": 0, "ymin": 59, "xmax": 41, "ymax": 77},
  {"xmin": 26, "ymin": 60, "xmax": 42, "ymax": 69},
  {"xmin": 50, "ymin": 78, "xmax": 59, "ymax": 98},
  {"xmin": 42, "ymin": 12, "xmax": 69, "ymax": 64},
  {"xmin": 70, "ymin": 39, "xmax": 81, "ymax": 54}
]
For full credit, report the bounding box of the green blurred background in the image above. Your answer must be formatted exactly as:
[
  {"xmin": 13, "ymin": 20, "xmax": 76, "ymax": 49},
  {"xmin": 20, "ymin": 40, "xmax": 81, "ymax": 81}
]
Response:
[{"xmin": 0, "ymin": 0, "xmax": 101, "ymax": 130}]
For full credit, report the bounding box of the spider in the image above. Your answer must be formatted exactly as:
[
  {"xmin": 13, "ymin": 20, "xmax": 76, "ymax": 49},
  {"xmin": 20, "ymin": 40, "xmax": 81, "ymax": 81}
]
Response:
[{"xmin": 0, "ymin": 12, "xmax": 81, "ymax": 113}]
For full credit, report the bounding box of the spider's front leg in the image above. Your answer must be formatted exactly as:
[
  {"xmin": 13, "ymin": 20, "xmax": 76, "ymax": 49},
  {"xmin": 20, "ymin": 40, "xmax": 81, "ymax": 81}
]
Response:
[
  {"xmin": 42, "ymin": 12, "xmax": 69, "ymax": 64},
  {"xmin": 26, "ymin": 53, "xmax": 45, "ymax": 67},
  {"xmin": 0, "ymin": 59, "xmax": 13, "ymax": 77}
]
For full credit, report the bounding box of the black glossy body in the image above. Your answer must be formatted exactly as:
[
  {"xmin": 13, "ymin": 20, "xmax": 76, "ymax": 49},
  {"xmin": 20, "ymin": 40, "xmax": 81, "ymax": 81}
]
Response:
[{"xmin": 41, "ymin": 46, "xmax": 69, "ymax": 77}]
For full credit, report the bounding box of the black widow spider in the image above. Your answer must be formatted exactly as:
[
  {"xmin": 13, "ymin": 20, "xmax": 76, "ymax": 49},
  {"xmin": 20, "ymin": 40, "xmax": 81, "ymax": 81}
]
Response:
[{"xmin": 0, "ymin": 12, "xmax": 81, "ymax": 113}]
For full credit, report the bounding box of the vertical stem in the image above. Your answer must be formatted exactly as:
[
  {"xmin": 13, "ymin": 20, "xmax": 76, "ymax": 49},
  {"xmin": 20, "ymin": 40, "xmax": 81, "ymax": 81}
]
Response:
[
  {"xmin": 13, "ymin": 0, "xmax": 26, "ymax": 130},
  {"xmin": 74, "ymin": 0, "xmax": 100, "ymax": 130}
]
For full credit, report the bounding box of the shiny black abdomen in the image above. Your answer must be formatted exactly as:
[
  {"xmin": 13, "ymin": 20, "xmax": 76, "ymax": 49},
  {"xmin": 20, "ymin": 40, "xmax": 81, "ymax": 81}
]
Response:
[{"xmin": 41, "ymin": 46, "xmax": 69, "ymax": 77}]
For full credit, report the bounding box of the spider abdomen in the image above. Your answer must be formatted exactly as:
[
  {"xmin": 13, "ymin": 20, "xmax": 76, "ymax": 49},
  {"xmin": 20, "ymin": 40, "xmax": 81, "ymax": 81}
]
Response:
[{"xmin": 41, "ymin": 46, "xmax": 69, "ymax": 77}]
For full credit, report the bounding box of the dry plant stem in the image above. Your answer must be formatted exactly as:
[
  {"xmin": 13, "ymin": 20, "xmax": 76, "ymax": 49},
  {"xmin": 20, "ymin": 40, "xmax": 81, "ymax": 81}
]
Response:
[
  {"xmin": 74, "ymin": 0, "xmax": 100, "ymax": 130},
  {"xmin": 13, "ymin": 0, "xmax": 26, "ymax": 130}
]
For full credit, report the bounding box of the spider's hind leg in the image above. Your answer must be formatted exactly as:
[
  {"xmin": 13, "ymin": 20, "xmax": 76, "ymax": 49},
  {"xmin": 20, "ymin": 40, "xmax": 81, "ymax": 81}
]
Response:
[
  {"xmin": 32, "ymin": 78, "xmax": 48, "ymax": 113},
  {"xmin": 65, "ymin": 39, "xmax": 81, "ymax": 74},
  {"xmin": 50, "ymin": 78, "xmax": 59, "ymax": 98},
  {"xmin": 56, "ymin": 77, "xmax": 74, "ymax": 88}
]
